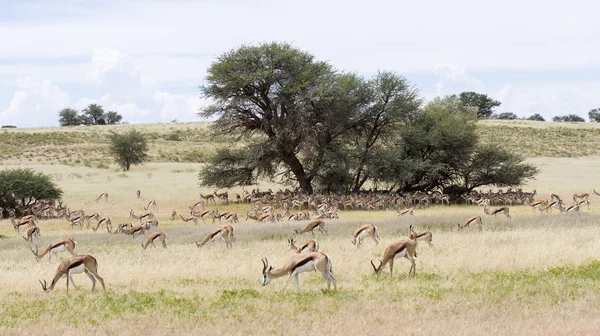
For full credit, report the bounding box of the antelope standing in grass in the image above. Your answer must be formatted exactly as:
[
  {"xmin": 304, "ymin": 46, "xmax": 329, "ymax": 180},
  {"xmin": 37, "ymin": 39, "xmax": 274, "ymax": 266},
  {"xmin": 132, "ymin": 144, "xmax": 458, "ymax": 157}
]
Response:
[
  {"xmin": 142, "ymin": 232, "xmax": 167, "ymax": 249},
  {"xmin": 287, "ymin": 239, "xmax": 319, "ymax": 253},
  {"xmin": 351, "ymin": 224, "xmax": 379, "ymax": 247},
  {"xmin": 31, "ymin": 238, "xmax": 77, "ymax": 262},
  {"xmin": 39, "ymin": 255, "xmax": 105, "ymax": 293},
  {"xmin": 260, "ymin": 252, "xmax": 336, "ymax": 293},
  {"xmin": 409, "ymin": 225, "xmax": 433, "ymax": 247},
  {"xmin": 484, "ymin": 205, "xmax": 511, "ymax": 218},
  {"xmin": 370, "ymin": 239, "xmax": 417, "ymax": 278},
  {"xmin": 397, "ymin": 207, "xmax": 414, "ymax": 216},
  {"xmin": 95, "ymin": 192, "xmax": 108, "ymax": 203},
  {"xmin": 457, "ymin": 216, "xmax": 483, "ymax": 231},
  {"xmin": 22, "ymin": 226, "xmax": 41, "ymax": 243},
  {"xmin": 195, "ymin": 227, "xmax": 233, "ymax": 248},
  {"xmin": 294, "ymin": 220, "xmax": 327, "ymax": 236}
]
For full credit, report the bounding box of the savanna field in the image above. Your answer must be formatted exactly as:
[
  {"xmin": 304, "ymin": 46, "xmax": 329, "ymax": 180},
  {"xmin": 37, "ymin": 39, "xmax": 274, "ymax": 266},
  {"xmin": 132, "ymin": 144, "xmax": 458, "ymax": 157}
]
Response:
[{"xmin": 2, "ymin": 121, "xmax": 600, "ymax": 335}]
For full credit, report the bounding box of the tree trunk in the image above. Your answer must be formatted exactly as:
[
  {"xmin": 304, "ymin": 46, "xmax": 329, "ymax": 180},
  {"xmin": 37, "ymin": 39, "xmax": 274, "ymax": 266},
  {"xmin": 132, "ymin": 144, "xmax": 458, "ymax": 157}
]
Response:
[{"xmin": 281, "ymin": 152, "xmax": 313, "ymax": 194}]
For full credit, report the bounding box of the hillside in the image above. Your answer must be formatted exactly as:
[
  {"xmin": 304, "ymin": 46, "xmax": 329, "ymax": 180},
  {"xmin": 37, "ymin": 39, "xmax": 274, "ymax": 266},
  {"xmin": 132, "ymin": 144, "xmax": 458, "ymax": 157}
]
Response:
[{"xmin": 2, "ymin": 120, "xmax": 600, "ymax": 168}]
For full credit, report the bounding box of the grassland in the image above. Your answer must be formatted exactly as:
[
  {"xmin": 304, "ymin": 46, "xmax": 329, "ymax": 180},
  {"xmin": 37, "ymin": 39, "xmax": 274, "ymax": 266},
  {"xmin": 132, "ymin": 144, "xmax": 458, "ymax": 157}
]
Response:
[
  {"xmin": 3, "ymin": 120, "xmax": 600, "ymax": 168},
  {"xmin": 2, "ymin": 120, "xmax": 600, "ymax": 335}
]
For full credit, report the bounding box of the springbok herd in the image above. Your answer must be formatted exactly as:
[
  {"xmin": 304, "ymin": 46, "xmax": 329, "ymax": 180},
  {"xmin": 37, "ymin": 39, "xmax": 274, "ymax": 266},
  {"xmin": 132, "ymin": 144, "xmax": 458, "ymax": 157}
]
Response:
[{"xmin": 1, "ymin": 188, "xmax": 598, "ymax": 294}]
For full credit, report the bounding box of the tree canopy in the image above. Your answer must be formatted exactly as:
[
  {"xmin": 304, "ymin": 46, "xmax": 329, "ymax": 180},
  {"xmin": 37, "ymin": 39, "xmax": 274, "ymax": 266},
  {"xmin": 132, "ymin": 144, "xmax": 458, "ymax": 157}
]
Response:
[
  {"xmin": 58, "ymin": 105, "xmax": 123, "ymax": 126},
  {"xmin": 456, "ymin": 92, "xmax": 501, "ymax": 119},
  {"xmin": 0, "ymin": 168, "xmax": 63, "ymax": 213},
  {"xmin": 526, "ymin": 114, "xmax": 545, "ymax": 121},
  {"xmin": 553, "ymin": 114, "xmax": 585, "ymax": 122},
  {"xmin": 198, "ymin": 42, "xmax": 538, "ymax": 194},
  {"xmin": 108, "ymin": 129, "xmax": 149, "ymax": 171},
  {"xmin": 588, "ymin": 108, "xmax": 600, "ymax": 122}
]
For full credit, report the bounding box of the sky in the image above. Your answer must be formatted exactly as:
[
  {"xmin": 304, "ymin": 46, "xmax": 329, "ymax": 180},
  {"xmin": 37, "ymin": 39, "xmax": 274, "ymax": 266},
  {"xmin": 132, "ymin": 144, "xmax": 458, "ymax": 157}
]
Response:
[{"xmin": 1, "ymin": 0, "xmax": 599, "ymax": 127}]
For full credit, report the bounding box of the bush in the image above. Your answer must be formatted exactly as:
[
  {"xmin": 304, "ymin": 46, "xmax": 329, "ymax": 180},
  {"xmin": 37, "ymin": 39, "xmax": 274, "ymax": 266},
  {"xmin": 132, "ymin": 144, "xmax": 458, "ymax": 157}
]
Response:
[
  {"xmin": 108, "ymin": 129, "xmax": 149, "ymax": 171},
  {"xmin": 0, "ymin": 168, "xmax": 63, "ymax": 215},
  {"xmin": 553, "ymin": 114, "xmax": 585, "ymax": 122}
]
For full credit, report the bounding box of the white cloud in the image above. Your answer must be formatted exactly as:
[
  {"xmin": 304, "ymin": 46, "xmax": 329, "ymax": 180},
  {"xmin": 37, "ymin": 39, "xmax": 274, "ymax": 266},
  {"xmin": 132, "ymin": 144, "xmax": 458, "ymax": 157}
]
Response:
[
  {"xmin": 433, "ymin": 63, "xmax": 485, "ymax": 97},
  {"xmin": 0, "ymin": 77, "xmax": 70, "ymax": 127},
  {"xmin": 0, "ymin": 49, "xmax": 203, "ymax": 127}
]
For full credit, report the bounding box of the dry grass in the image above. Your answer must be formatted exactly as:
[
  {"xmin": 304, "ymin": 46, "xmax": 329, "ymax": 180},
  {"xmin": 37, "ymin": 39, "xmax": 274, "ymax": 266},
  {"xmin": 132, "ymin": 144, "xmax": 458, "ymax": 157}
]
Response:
[
  {"xmin": 3, "ymin": 120, "xmax": 600, "ymax": 169},
  {"xmin": 1, "ymin": 159, "xmax": 600, "ymax": 335}
]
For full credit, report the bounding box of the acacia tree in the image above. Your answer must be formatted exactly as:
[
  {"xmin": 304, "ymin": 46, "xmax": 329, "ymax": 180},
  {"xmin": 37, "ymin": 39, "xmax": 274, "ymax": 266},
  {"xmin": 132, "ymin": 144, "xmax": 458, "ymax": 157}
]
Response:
[
  {"xmin": 199, "ymin": 42, "xmax": 371, "ymax": 193},
  {"xmin": 108, "ymin": 129, "xmax": 148, "ymax": 171},
  {"xmin": 553, "ymin": 114, "xmax": 585, "ymax": 122},
  {"xmin": 527, "ymin": 114, "xmax": 545, "ymax": 121},
  {"xmin": 455, "ymin": 144, "xmax": 539, "ymax": 191},
  {"xmin": 106, "ymin": 111, "xmax": 123, "ymax": 124},
  {"xmin": 588, "ymin": 108, "xmax": 600, "ymax": 122},
  {"xmin": 58, "ymin": 108, "xmax": 81, "ymax": 126},
  {"xmin": 82, "ymin": 104, "xmax": 107, "ymax": 125},
  {"xmin": 0, "ymin": 168, "xmax": 62, "ymax": 215},
  {"xmin": 457, "ymin": 92, "xmax": 501, "ymax": 119}
]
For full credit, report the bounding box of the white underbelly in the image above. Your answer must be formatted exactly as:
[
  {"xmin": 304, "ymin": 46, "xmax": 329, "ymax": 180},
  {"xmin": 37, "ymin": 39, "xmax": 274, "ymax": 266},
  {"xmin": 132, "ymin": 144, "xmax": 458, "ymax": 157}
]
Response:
[
  {"xmin": 52, "ymin": 245, "xmax": 67, "ymax": 253},
  {"xmin": 394, "ymin": 250, "xmax": 408, "ymax": 259},
  {"xmin": 357, "ymin": 230, "xmax": 369, "ymax": 239},
  {"xmin": 69, "ymin": 264, "xmax": 86, "ymax": 275},
  {"xmin": 295, "ymin": 261, "xmax": 315, "ymax": 273}
]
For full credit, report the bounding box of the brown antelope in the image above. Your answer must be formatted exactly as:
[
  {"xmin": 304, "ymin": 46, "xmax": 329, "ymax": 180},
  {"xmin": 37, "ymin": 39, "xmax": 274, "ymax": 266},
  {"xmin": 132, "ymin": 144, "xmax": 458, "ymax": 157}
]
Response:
[
  {"xmin": 397, "ymin": 207, "xmax": 414, "ymax": 216},
  {"xmin": 142, "ymin": 232, "xmax": 167, "ymax": 249},
  {"xmin": 530, "ymin": 199, "xmax": 548, "ymax": 213},
  {"xmin": 31, "ymin": 238, "xmax": 77, "ymax": 262},
  {"xmin": 559, "ymin": 201, "xmax": 580, "ymax": 213},
  {"xmin": 351, "ymin": 224, "xmax": 379, "ymax": 247},
  {"xmin": 129, "ymin": 210, "xmax": 154, "ymax": 223},
  {"xmin": 95, "ymin": 192, "xmax": 108, "ymax": 202},
  {"xmin": 260, "ymin": 252, "xmax": 336, "ymax": 293},
  {"xmin": 245, "ymin": 210, "xmax": 273, "ymax": 223},
  {"xmin": 22, "ymin": 226, "xmax": 41, "ymax": 243},
  {"xmin": 484, "ymin": 205, "xmax": 511, "ymax": 218},
  {"xmin": 222, "ymin": 224, "xmax": 235, "ymax": 242},
  {"xmin": 178, "ymin": 213, "xmax": 199, "ymax": 225},
  {"xmin": 11, "ymin": 218, "xmax": 33, "ymax": 236},
  {"xmin": 92, "ymin": 217, "xmax": 112, "ymax": 232},
  {"xmin": 143, "ymin": 200, "xmax": 158, "ymax": 214},
  {"xmin": 120, "ymin": 225, "xmax": 146, "ymax": 237},
  {"xmin": 538, "ymin": 200, "xmax": 560, "ymax": 213},
  {"xmin": 409, "ymin": 225, "xmax": 433, "ymax": 247},
  {"xmin": 370, "ymin": 239, "xmax": 417, "ymax": 278},
  {"xmin": 457, "ymin": 216, "xmax": 483, "ymax": 231},
  {"xmin": 294, "ymin": 220, "xmax": 327, "ymax": 236},
  {"xmin": 199, "ymin": 192, "xmax": 216, "ymax": 205},
  {"xmin": 39, "ymin": 255, "xmax": 105, "ymax": 292},
  {"xmin": 287, "ymin": 238, "xmax": 319, "ymax": 253},
  {"xmin": 573, "ymin": 193, "xmax": 589, "ymax": 203},
  {"xmin": 195, "ymin": 227, "xmax": 233, "ymax": 248}
]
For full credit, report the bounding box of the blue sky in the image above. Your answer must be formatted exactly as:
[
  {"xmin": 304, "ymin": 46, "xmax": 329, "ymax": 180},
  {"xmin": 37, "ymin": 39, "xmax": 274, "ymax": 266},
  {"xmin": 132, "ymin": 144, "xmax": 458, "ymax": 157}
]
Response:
[{"xmin": 1, "ymin": 0, "xmax": 600, "ymax": 127}]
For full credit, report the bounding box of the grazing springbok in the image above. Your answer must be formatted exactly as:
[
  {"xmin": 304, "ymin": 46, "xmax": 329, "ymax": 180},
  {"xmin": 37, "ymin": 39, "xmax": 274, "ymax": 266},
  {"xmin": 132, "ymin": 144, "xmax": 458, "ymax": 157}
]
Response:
[
  {"xmin": 260, "ymin": 252, "xmax": 336, "ymax": 293},
  {"xmin": 370, "ymin": 239, "xmax": 417, "ymax": 278}
]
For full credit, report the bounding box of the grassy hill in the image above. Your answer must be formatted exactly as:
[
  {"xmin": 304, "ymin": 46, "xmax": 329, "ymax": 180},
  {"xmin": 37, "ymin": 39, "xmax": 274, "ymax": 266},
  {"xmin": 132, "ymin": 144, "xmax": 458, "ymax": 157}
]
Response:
[{"xmin": 2, "ymin": 120, "xmax": 600, "ymax": 168}]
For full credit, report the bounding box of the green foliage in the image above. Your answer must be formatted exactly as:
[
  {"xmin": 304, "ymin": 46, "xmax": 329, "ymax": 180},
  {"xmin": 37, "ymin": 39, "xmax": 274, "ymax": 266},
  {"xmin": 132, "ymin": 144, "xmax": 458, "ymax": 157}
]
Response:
[
  {"xmin": 495, "ymin": 112, "xmax": 518, "ymax": 120},
  {"xmin": 106, "ymin": 111, "xmax": 123, "ymax": 124},
  {"xmin": 373, "ymin": 100, "xmax": 478, "ymax": 191},
  {"xmin": 83, "ymin": 104, "xmax": 107, "ymax": 125},
  {"xmin": 526, "ymin": 113, "xmax": 545, "ymax": 121},
  {"xmin": 0, "ymin": 168, "xmax": 62, "ymax": 211},
  {"xmin": 58, "ymin": 105, "xmax": 123, "ymax": 126},
  {"xmin": 457, "ymin": 91, "xmax": 502, "ymax": 119},
  {"xmin": 199, "ymin": 42, "xmax": 370, "ymax": 193},
  {"xmin": 588, "ymin": 108, "xmax": 600, "ymax": 122},
  {"xmin": 108, "ymin": 129, "xmax": 149, "ymax": 171},
  {"xmin": 553, "ymin": 114, "xmax": 585, "ymax": 122},
  {"xmin": 455, "ymin": 144, "xmax": 539, "ymax": 190},
  {"xmin": 58, "ymin": 107, "xmax": 81, "ymax": 126}
]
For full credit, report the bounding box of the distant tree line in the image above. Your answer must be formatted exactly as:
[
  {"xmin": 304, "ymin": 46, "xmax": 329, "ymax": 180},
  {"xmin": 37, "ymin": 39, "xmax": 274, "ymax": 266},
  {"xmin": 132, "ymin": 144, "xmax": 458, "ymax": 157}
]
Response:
[
  {"xmin": 197, "ymin": 42, "xmax": 539, "ymax": 195},
  {"xmin": 58, "ymin": 104, "xmax": 123, "ymax": 126}
]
